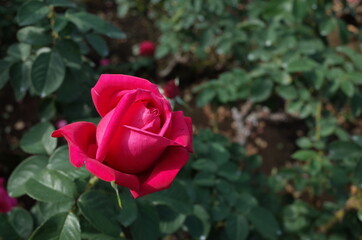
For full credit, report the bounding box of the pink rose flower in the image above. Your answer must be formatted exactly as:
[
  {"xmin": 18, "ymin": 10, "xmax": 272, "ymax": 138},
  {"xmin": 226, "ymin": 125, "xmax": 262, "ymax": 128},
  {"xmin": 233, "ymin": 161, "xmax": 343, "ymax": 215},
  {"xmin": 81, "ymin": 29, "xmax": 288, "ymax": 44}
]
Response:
[
  {"xmin": 139, "ymin": 41, "xmax": 156, "ymax": 57},
  {"xmin": 163, "ymin": 80, "xmax": 180, "ymax": 99},
  {"xmin": 99, "ymin": 58, "xmax": 111, "ymax": 66},
  {"xmin": 0, "ymin": 178, "xmax": 17, "ymax": 213},
  {"xmin": 52, "ymin": 74, "xmax": 193, "ymax": 198}
]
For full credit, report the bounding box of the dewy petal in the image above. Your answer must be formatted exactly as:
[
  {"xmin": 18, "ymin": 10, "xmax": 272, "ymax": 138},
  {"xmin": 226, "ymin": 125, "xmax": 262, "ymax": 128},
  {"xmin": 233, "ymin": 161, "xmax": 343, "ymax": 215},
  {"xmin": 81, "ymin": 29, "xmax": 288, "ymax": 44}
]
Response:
[
  {"xmin": 164, "ymin": 111, "xmax": 193, "ymax": 152},
  {"xmin": 91, "ymin": 74, "xmax": 164, "ymax": 117},
  {"xmin": 85, "ymin": 158, "xmax": 140, "ymax": 190},
  {"xmin": 130, "ymin": 147, "xmax": 189, "ymax": 198},
  {"xmin": 52, "ymin": 122, "xmax": 97, "ymax": 167}
]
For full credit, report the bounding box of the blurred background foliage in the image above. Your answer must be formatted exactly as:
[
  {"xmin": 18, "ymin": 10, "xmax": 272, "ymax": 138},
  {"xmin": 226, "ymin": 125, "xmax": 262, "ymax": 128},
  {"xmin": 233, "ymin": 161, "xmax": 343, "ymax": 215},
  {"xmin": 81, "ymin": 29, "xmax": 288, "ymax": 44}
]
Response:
[{"xmin": 2, "ymin": 0, "xmax": 362, "ymax": 239}]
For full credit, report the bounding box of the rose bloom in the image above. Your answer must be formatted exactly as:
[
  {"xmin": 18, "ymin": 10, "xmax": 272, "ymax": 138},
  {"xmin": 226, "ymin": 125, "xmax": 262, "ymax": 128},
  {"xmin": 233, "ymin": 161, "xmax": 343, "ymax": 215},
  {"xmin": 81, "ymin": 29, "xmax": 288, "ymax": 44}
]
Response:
[
  {"xmin": 139, "ymin": 41, "xmax": 156, "ymax": 57},
  {"xmin": 52, "ymin": 74, "xmax": 193, "ymax": 198},
  {"xmin": 0, "ymin": 178, "xmax": 17, "ymax": 213},
  {"xmin": 163, "ymin": 80, "xmax": 180, "ymax": 99}
]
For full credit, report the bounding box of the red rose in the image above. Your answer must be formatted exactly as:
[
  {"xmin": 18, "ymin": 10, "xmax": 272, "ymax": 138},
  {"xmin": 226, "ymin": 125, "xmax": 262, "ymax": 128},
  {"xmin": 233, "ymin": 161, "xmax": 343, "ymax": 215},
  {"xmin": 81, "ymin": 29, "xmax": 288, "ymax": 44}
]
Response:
[
  {"xmin": 163, "ymin": 80, "xmax": 180, "ymax": 99},
  {"xmin": 52, "ymin": 74, "xmax": 193, "ymax": 198},
  {"xmin": 139, "ymin": 41, "xmax": 156, "ymax": 57},
  {"xmin": 0, "ymin": 178, "xmax": 17, "ymax": 213}
]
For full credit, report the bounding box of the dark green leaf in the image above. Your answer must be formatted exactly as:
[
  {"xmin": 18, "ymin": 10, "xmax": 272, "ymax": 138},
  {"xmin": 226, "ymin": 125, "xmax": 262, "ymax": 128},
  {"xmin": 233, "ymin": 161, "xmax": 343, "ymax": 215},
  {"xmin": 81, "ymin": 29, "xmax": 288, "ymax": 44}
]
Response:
[
  {"xmin": 29, "ymin": 212, "xmax": 81, "ymax": 240},
  {"xmin": 184, "ymin": 215, "xmax": 204, "ymax": 238},
  {"xmin": 287, "ymin": 58, "xmax": 318, "ymax": 72},
  {"xmin": 9, "ymin": 61, "xmax": 31, "ymax": 101},
  {"xmin": 17, "ymin": 1, "xmax": 50, "ymax": 26},
  {"xmin": 131, "ymin": 203, "xmax": 160, "ymax": 240},
  {"xmin": 329, "ymin": 141, "xmax": 361, "ymax": 160},
  {"xmin": 8, "ymin": 208, "xmax": 34, "ymax": 239},
  {"xmin": 20, "ymin": 121, "xmax": 57, "ymax": 155},
  {"xmin": 86, "ymin": 34, "xmax": 109, "ymax": 57},
  {"xmin": 39, "ymin": 98, "xmax": 56, "ymax": 121},
  {"xmin": 0, "ymin": 60, "xmax": 12, "ymax": 88},
  {"xmin": 78, "ymin": 190, "xmax": 121, "ymax": 237},
  {"xmin": 7, "ymin": 43, "xmax": 31, "ymax": 61},
  {"xmin": 17, "ymin": 26, "xmax": 51, "ymax": 46},
  {"xmin": 250, "ymin": 78, "xmax": 273, "ymax": 102},
  {"xmin": 117, "ymin": 191, "xmax": 138, "ymax": 227},
  {"xmin": 25, "ymin": 169, "xmax": 76, "ymax": 202},
  {"xmin": 48, "ymin": 0, "xmax": 77, "ymax": 7},
  {"xmin": 7, "ymin": 155, "xmax": 48, "ymax": 197},
  {"xmin": 55, "ymin": 39, "xmax": 82, "ymax": 69},
  {"xmin": 0, "ymin": 214, "xmax": 19, "ymax": 240},
  {"xmin": 248, "ymin": 206, "xmax": 281, "ymax": 239},
  {"xmin": 66, "ymin": 11, "xmax": 126, "ymax": 39},
  {"xmin": 276, "ymin": 85, "xmax": 297, "ymax": 100},
  {"xmin": 191, "ymin": 158, "xmax": 217, "ymax": 172},
  {"xmin": 53, "ymin": 16, "xmax": 69, "ymax": 33},
  {"xmin": 31, "ymin": 51, "xmax": 65, "ymax": 97},
  {"xmin": 32, "ymin": 201, "xmax": 74, "ymax": 223},
  {"xmin": 292, "ymin": 150, "xmax": 318, "ymax": 161},
  {"xmin": 225, "ymin": 214, "xmax": 249, "ymax": 240}
]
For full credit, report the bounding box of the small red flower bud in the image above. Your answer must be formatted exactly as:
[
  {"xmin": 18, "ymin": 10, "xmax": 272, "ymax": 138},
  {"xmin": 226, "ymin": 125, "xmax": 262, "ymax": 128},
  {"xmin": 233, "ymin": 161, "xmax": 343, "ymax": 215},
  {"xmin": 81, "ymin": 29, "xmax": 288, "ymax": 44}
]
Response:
[
  {"xmin": 163, "ymin": 80, "xmax": 180, "ymax": 99},
  {"xmin": 139, "ymin": 41, "xmax": 156, "ymax": 57}
]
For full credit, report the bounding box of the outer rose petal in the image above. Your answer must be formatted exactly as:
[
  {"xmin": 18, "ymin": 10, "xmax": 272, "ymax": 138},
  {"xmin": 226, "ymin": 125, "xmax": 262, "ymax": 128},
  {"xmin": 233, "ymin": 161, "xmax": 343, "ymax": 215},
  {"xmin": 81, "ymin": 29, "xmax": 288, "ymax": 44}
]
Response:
[
  {"xmin": 91, "ymin": 74, "xmax": 163, "ymax": 117},
  {"xmin": 52, "ymin": 122, "xmax": 97, "ymax": 167},
  {"xmin": 85, "ymin": 158, "xmax": 140, "ymax": 190},
  {"xmin": 130, "ymin": 147, "xmax": 189, "ymax": 198},
  {"xmin": 165, "ymin": 111, "xmax": 193, "ymax": 152}
]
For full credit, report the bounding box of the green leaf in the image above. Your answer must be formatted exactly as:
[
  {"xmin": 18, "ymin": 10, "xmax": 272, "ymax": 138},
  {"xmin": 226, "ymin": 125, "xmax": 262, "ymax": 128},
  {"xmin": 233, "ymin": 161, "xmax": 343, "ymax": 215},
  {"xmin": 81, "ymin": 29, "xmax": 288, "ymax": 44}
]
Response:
[
  {"xmin": 32, "ymin": 201, "xmax": 74, "ymax": 223},
  {"xmin": 7, "ymin": 43, "xmax": 31, "ymax": 61},
  {"xmin": 48, "ymin": 146, "xmax": 89, "ymax": 180},
  {"xmin": 31, "ymin": 51, "xmax": 65, "ymax": 97},
  {"xmin": 20, "ymin": 121, "xmax": 57, "ymax": 155},
  {"xmin": 25, "ymin": 169, "xmax": 76, "ymax": 202},
  {"xmin": 319, "ymin": 18, "xmax": 337, "ymax": 36},
  {"xmin": 287, "ymin": 58, "xmax": 318, "ymax": 72},
  {"xmin": 53, "ymin": 16, "xmax": 69, "ymax": 33},
  {"xmin": 225, "ymin": 214, "xmax": 249, "ymax": 240},
  {"xmin": 276, "ymin": 85, "xmax": 297, "ymax": 100},
  {"xmin": 117, "ymin": 191, "xmax": 138, "ymax": 227},
  {"xmin": 340, "ymin": 79, "xmax": 354, "ymax": 97},
  {"xmin": 66, "ymin": 11, "xmax": 126, "ymax": 39},
  {"xmin": 248, "ymin": 206, "xmax": 281, "ymax": 239},
  {"xmin": 194, "ymin": 172, "xmax": 217, "ymax": 187},
  {"xmin": 157, "ymin": 204, "xmax": 186, "ymax": 234},
  {"xmin": 7, "ymin": 155, "xmax": 48, "ymax": 197},
  {"xmin": 55, "ymin": 39, "xmax": 82, "ymax": 69},
  {"xmin": 292, "ymin": 150, "xmax": 318, "ymax": 161},
  {"xmin": 0, "ymin": 60, "xmax": 12, "ymax": 88},
  {"xmin": 29, "ymin": 212, "xmax": 81, "ymax": 240},
  {"xmin": 250, "ymin": 78, "xmax": 273, "ymax": 102},
  {"xmin": 235, "ymin": 193, "xmax": 258, "ymax": 215},
  {"xmin": 346, "ymin": 72, "xmax": 362, "ymax": 85},
  {"xmin": 329, "ymin": 141, "xmax": 361, "ymax": 160},
  {"xmin": 191, "ymin": 158, "xmax": 218, "ymax": 172},
  {"xmin": 9, "ymin": 61, "xmax": 32, "ymax": 101},
  {"xmin": 8, "ymin": 208, "xmax": 34, "ymax": 239},
  {"xmin": 196, "ymin": 89, "xmax": 216, "ymax": 107},
  {"xmin": 17, "ymin": 26, "xmax": 51, "ymax": 46},
  {"xmin": 86, "ymin": 34, "xmax": 109, "ymax": 57},
  {"xmin": 0, "ymin": 214, "xmax": 19, "ymax": 240},
  {"xmin": 131, "ymin": 203, "xmax": 160, "ymax": 240},
  {"xmin": 39, "ymin": 98, "xmax": 56, "ymax": 121},
  {"xmin": 48, "ymin": 0, "xmax": 77, "ymax": 7},
  {"xmin": 17, "ymin": 1, "xmax": 50, "ymax": 26},
  {"xmin": 78, "ymin": 190, "xmax": 122, "ymax": 237},
  {"xmin": 184, "ymin": 215, "xmax": 204, "ymax": 238}
]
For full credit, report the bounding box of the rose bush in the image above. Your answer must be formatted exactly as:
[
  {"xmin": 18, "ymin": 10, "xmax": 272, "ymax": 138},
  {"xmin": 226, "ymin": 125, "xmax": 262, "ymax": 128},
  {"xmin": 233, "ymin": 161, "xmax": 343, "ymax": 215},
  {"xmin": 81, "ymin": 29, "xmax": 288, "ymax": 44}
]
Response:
[{"xmin": 52, "ymin": 74, "xmax": 193, "ymax": 198}]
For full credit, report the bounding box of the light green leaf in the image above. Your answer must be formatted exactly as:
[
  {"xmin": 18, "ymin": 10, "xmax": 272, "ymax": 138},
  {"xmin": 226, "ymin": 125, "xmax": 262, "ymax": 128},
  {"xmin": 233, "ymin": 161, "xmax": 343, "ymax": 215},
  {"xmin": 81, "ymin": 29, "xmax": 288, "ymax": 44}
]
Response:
[
  {"xmin": 7, "ymin": 43, "xmax": 31, "ymax": 61},
  {"xmin": 17, "ymin": 26, "xmax": 51, "ymax": 46},
  {"xmin": 25, "ymin": 169, "xmax": 76, "ymax": 202},
  {"xmin": 20, "ymin": 121, "xmax": 57, "ymax": 155},
  {"xmin": 31, "ymin": 51, "xmax": 65, "ymax": 97}
]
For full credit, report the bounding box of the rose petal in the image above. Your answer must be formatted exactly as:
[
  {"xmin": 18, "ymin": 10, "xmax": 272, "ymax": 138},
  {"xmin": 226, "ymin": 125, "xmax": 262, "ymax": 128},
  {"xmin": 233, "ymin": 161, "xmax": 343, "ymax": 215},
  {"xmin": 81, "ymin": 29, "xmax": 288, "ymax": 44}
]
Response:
[
  {"xmin": 52, "ymin": 122, "xmax": 97, "ymax": 167},
  {"xmin": 91, "ymin": 74, "xmax": 163, "ymax": 117},
  {"xmin": 96, "ymin": 89, "xmax": 169, "ymax": 161},
  {"xmin": 104, "ymin": 125, "xmax": 175, "ymax": 174},
  {"xmin": 164, "ymin": 111, "xmax": 193, "ymax": 152},
  {"xmin": 85, "ymin": 158, "xmax": 140, "ymax": 190},
  {"xmin": 130, "ymin": 147, "xmax": 189, "ymax": 198}
]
